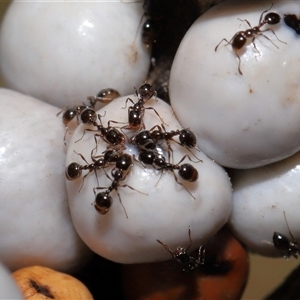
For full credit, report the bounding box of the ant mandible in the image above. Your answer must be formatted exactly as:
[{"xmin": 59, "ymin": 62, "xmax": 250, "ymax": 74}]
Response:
[
  {"xmin": 156, "ymin": 227, "xmax": 205, "ymax": 272},
  {"xmin": 273, "ymin": 211, "xmax": 300, "ymax": 259},
  {"xmin": 215, "ymin": 4, "xmax": 285, "ymax": 75}
]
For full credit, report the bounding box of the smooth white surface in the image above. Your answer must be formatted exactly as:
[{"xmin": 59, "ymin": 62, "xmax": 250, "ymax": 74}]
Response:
[
  {"xmin": 0, "ymin": 89, "xmax": 91, "ymax": 272},
  {"xmin": 0, "ymin": 0, "xmax": 150, "ymax": 108},
  {"xmin": 229, "ymin": 150, "xmax": 300, "ymax": 257},
  {"xmin": 0, "ymin": 262, "xmax": 23, "ymax": 299},
  {"xmin": 169, "ymin": 0, "xmax": 300, "ymax": 169},
  {"xmin": 66, "ymin": 95, "xmax": 233, "ymax": 264}
]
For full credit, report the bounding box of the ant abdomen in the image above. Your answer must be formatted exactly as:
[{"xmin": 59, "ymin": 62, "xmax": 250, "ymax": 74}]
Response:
[
  {"xmin": 94, "ymin": 192, "xmax": 112, "ymax": 215},
  {"xmin": 273, "ymin": 232, "xmax": 290, "ymax": 252},
  {"xmin": 264, "ymin": 12, "xmax": 281, "ymax": 25},
  {"xmin": 139, "ymin": 83, "xmax": 155, "ymax": 100},
  {"xmin": 65, "ymin": 162, "xmax": 82, "ymax": 180},
  {"xmin": 178, "ymin": 164, "xmax": 198, "ymax": 182}
]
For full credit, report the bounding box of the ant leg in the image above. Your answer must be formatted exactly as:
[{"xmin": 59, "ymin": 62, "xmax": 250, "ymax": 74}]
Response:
[
  {"xmin": 120, "ymin": 183, "xmax": 148, "ymax": 196},
  {"xmin": 75, "ymin": 128, "xmax": 98, "ymax": 143},
  {"xmin": 215, "ymin": 38, "xmax": 231, "ymax": 52},
  {"xmin": 115, "ymin": 189, "xmax": 129, "ymax": 219},
  {"xmin": 171, "ymin": 170, "xmax": 196, "ymax": 200},
  {"xmin": 259, "ymin": 28, "xmax": 287, "ymax": 46},
  {"xmin": 259, "ymin": 3, "xmax": 274, "ymax": 24},
  {"xmin": 283, "ymin": 211, "xmax": 295, "ymax": 241},
  {"xmin": 156, "ymin": 239, "xmax": 176, "ymax": 259},
  {"xmin": 186, "ymin": 226, "xmax": 193, "ymax": 251},
  {"xmin": 237, "ymin": 18, "xmax": 253, "ymax": 28},
  {"xmin": 145, "ymin": 107, "xmax": 168, "ymax": 126},
  {"xmin": 63, "ymin": 126, "xmax": 69, "ymax": 146},
  {"xmin": 234, "ymin": 49, "xmax": 243, "ymax": 75},
  {"xmin": 250, "ymin": 37, "xmax": 261, "ymax": 55},
  {"xmin": 122, "ymin": 97, "xmax": 135, "ymax": 109},
  {"xmin": 177, "ymin": 154, "xmax": 202, "ymax": 165},
  {"xmin": 198, "ymin": 245, "xmax": 206, "ymax": 265}
]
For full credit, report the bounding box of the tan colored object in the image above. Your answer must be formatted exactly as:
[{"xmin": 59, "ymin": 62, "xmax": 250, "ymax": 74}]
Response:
[{"xmin": 12, "ymin": 266, "xmax": 93, "ymax": 300}]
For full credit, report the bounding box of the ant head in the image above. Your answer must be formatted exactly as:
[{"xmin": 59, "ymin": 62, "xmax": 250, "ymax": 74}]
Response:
[
  {"xmin": 138, "ymin": 83, "xmax": 156, "ymax": 101},
  {"xmin": 179, "ymin": 129, "xmax": 197, "ymax": 148},
  {"xmin": 80, "ymin": 108, "xmax": 97, "ymax": 125}
]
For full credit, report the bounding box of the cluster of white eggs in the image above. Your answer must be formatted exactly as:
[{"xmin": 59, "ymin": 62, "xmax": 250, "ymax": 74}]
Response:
[{"xmin": 0, "ymin": 1, "xmax": 299, "ymax": 291}]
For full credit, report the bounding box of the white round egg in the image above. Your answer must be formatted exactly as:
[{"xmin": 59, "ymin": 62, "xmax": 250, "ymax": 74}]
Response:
[
  {"xmin": 0, "ymin": 89, "xmax": 91, "ymax": 272},
  {"xmin": 0, "ymin": 0, "xmax": 150, "ymax": 108},
  {"xmin": 169, "ymin": 0, "xmax": 300, "ymax": 169},
  {"xmin": 66, "ymin": 94, "xmax": 232, "ymax": 264},
  {"xmin": 229, "ymin": 150, "xmax": 300, "ymax": 257}
]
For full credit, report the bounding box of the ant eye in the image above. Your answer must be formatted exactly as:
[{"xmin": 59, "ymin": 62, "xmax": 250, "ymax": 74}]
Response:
[
  {"xmin": 65, "ymin": 162, "xmax": 82, "ymax": 180},
  {"xmin": 94, "ymin": 193, "xmax": 112, "ymax": 215}
]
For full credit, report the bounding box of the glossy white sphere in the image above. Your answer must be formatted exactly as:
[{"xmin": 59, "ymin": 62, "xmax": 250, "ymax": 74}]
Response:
[
  {"xmin": 0, "ymin": 89, "xmax": 91, "ymax": 272},
  {"xmin": 0, "ymin": 0, "xmax": 150, "ymax": 108},
  {"xmin": 229, "ymin": 151, "xmax": 300, "ymax": 257},
  {"xmin": 169, "ymin": 0, "xmax": 300, "ymax": 169},
  {"xmin": 66, "ymin": 95, "xmax": 232, "ymax": 264}
]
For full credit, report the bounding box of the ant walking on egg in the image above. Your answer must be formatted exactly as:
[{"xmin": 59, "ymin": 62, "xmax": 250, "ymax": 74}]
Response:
[
  {"xmin": 65, "ymin": 149, "xmax": 113, "ymax": 192},
  {"xmin": 157, "ymin": 227, "xmax": 205, "ymax": 272},
  {"xmin": 122, "ymin": 82, "xmax": 166, "ymax": 131},
  {"xmin": 273, "ymin": 211, "xmax": 300, "ymax": 258},
  {"xmin": 57, "ymin": 88, "xmax": 120, "ymax": 145},
  {"xmin": 215, "ymin": 4, "xmax": 286, "ymax": 75},
  {"xmin": 93, "ymin": 153, "xmax": 148, "ymax": 218},
  {"xmin": 77, "ymin": 108, "xmax": 126, "ymax": 151}
]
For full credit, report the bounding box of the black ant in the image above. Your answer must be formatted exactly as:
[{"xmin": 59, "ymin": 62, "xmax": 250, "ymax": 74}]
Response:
[
  {"xmin": 93, "ymin": 154, "xmax": 147, "ymax": 218},
  {"xmin": 284, "ymin": 14, "xmax": 300, "ymax": 34},
  {"xmin": 57, "ymin": 103, "xmax": 90, "ymax": 145},
  {"xmin": 122, "ymin": 82, "xmax": 165, "ymax": 131},
  {"xmin": 65, "ymin": 150, "xmax": 112, "ymax": 192},
  {"xmin": 77, "ymin": 108, "xmax": 125, "ymax": 148},
  {"xmin": 138, "ymin": 152, "xmax": 199, "ymax": 199},
  {"xmin": 57, "ymin": 88, "xmax": 120, "ymax": 145},
  {"xmin": 273, "ymin": 211, "xmax": 300, "ymax": 259},
  {"xmin": 156, "ymin": 227, "xmax": 205, "ymax": 272},
  {"xmin": 215, "ymin": 4, "xmax": 285, "ymax": 75},
  {"xmin": 149, "ymin": 124, "xmax": 201, "ymax": 160}
]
